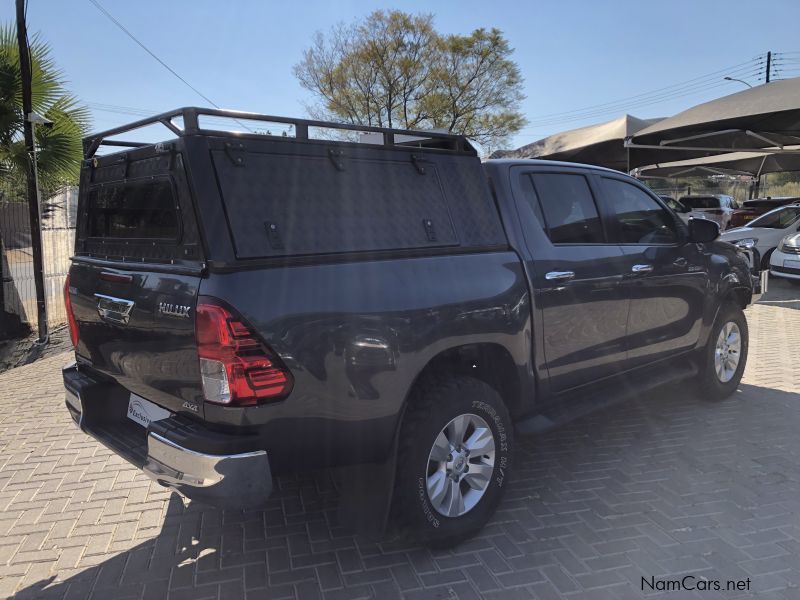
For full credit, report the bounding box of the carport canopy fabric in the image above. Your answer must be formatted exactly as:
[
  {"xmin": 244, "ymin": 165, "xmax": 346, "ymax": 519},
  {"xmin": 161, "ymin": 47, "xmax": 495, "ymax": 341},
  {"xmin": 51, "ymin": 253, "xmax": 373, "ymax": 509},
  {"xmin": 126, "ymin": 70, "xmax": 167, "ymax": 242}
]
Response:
[
  {"xmin": 627, "ymin": 77, "xmax": 800, "ymax": 168},
  {"xmin": 635, "ymin": 147, "xmax": 800, "ymax": 179},
  {"xmin": 495, "ymin": 114, "xmax": 661, "ymax": 171}
]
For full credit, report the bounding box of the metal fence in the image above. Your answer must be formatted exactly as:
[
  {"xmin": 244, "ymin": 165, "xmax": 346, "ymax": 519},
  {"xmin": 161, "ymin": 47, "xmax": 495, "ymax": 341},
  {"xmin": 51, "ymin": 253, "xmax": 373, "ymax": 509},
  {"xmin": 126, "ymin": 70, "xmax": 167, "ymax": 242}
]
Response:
[{"xmin": 0, "ymin": 184, "xmax": 77, "ymax": 339}]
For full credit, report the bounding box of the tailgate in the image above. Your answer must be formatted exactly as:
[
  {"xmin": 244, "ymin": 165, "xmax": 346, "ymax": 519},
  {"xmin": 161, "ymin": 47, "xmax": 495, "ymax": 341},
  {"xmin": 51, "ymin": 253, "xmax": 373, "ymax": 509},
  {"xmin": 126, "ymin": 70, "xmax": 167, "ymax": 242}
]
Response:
[
  {"xmin": 69, "ymin": 263, "xmax": 203, "ymax": 417},
  {"xmin": 68, "ymin": 144, "xmax": 206, "ymax": 418}
]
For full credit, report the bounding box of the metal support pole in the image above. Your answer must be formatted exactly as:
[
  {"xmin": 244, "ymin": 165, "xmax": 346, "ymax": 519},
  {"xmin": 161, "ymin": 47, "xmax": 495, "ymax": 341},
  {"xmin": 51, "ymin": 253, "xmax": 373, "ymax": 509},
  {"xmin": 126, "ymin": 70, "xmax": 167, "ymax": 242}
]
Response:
[
  {"xmin": 766, "ymin": 51, "xmax": 771, "ymax": 84},
  {"xmin": 16, "ymin": 0, "xmax": 48, "ymax": 343}
]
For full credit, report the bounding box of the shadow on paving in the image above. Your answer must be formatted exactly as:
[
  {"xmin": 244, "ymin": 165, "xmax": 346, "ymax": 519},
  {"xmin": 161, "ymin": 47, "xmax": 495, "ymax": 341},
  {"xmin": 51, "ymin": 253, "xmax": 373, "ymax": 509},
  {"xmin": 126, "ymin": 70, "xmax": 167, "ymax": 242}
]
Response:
[{"xmin": 14, "ymin": 382, "xmax": 800, "ymax": 600}]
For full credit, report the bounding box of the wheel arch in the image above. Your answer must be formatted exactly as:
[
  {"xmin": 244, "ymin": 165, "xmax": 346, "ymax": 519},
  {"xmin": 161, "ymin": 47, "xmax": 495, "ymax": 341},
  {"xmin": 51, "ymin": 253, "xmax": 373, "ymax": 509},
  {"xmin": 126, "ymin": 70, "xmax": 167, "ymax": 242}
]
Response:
[
  {"xmin": 697, "ymin": 283, "xmax": 750, "ymax": 351},
  {"xmin": 724, "ymin": 285, "xmax": 751, "ymax": 311},
  {"xmin": 403, "ymin": 343, "xmax": 526, "ymax": 419}
]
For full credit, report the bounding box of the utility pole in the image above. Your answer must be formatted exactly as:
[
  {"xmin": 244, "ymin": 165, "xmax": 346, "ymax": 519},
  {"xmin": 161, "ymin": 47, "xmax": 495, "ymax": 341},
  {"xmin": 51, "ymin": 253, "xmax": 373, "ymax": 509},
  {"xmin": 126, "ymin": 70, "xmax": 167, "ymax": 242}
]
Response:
[
  {"xmin": 766, "ymin": 51, "xmax": 772, "ymax": 83},
  {"xmin": 15, "ymin": 0, "xmax": 48, "ymax": 343}
]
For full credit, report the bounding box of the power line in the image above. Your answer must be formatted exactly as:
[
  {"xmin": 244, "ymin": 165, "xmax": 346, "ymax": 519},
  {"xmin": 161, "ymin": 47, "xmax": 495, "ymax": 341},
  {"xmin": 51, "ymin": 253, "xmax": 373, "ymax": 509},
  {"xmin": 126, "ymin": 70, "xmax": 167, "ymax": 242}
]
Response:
[
  {"xmin": 87, "ymin": 0, "xmax": 254, "ymax": 133},
  {"xmin": 514, "ymin": 52, "xmax": 796, "ymax": 136},
  {"xmin": 518, "ymin": 57, "xmax": 763, "ymax": 125},
  {"xmin": 521, "ymin": 63, "xmax": 763, "ymax": 128},
  {"xmin": 520, "ymin": 68, "xmax": 763, "ymax": 130},
  {"xmin": 87, "ymin": 0, "xmax": 220, "ymax": 109}
]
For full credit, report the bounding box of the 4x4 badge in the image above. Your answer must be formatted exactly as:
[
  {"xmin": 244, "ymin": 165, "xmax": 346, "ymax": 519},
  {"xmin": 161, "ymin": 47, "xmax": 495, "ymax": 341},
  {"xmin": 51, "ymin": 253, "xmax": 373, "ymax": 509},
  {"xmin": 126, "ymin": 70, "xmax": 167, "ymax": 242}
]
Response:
[{"xmin": 158, "ymin": 302, "xmax": 191, "ymax": 318}]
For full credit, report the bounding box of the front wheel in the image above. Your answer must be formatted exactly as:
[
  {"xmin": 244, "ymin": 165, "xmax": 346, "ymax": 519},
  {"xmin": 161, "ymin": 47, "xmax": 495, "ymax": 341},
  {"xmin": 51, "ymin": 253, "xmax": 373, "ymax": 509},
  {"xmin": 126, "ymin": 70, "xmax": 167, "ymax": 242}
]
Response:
[
  {"xmin": 393, "ymin": 377, "xmax": 512, "ymax": 547},
  {"xmin": 696, "ymin": 302, "xmax": 749, "ymax": 400}
]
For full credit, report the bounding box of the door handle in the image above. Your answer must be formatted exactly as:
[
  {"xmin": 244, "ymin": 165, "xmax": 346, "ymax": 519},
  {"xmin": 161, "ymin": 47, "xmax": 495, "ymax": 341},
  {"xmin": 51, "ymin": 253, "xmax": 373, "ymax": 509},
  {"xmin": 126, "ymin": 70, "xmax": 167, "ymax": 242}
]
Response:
[
  {"xmin": 545, "ymin": 271, "xmax": 575, "ymax": 282},
  {"xmin": 631, "ymin": 264, "xmax": 654, "ymax": 274},
  {"xmin": 673, "ymin": 257, "xmax": 688, "ymax": 267}
]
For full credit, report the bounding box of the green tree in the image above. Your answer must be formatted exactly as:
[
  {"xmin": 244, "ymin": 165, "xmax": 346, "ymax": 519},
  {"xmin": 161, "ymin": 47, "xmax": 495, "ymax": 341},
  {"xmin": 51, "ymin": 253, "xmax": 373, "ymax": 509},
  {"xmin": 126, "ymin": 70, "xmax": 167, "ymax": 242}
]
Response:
[
  {"xmin": 294, "ymin": 10, "xmax": 525, "ymax": 153},
  {"xmin": 0, "ymin": 23, "xmax": 89, "ymax": 198}
]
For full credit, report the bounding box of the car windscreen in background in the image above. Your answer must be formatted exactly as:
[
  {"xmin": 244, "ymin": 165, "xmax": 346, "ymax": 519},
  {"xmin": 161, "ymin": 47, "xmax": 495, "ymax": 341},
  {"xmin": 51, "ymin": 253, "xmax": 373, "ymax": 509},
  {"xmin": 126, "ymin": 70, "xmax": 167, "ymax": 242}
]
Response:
[
  {"xmin": 680, "ymin": 197, "xmax": 719, "ymax": 209},
  {"xmin": 749, "ymin": 206, "xmax": 800, "ymax": 229},
  {"xmin": 87, "ymin": 178, "xmax": 179, "ymax": 240},
  {"xmin": 211, "ymin": 150, "xmax": 461, "ymax": 258}
]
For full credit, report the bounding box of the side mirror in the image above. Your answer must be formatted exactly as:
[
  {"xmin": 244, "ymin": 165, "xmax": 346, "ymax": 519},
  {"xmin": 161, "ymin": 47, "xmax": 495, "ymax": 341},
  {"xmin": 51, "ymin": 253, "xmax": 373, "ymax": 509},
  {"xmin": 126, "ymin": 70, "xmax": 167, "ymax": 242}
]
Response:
[
  {"xmin": 688, "ymin": 217, "xmax": 720, "ymax": 243},
  {"xmin": 679, "ymin": 204, "xmax": 691, "ymax": 213}
]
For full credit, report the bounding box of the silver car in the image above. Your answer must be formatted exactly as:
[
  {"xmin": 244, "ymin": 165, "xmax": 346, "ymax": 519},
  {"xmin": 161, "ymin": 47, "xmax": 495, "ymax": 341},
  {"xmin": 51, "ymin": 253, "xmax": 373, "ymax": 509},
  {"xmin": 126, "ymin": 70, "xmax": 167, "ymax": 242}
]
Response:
[{"xmin": 679, "ymin": 194, "xmax": 737, "ymax": 230}]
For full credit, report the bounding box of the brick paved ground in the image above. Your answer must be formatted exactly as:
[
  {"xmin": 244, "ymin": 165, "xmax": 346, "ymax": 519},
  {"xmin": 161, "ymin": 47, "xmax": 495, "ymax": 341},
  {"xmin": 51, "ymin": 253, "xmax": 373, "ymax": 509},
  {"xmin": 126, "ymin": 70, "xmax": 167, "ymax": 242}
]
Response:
[{"xmin": 1, "ymin": 279, "xmax": 800, "ymax": 599}]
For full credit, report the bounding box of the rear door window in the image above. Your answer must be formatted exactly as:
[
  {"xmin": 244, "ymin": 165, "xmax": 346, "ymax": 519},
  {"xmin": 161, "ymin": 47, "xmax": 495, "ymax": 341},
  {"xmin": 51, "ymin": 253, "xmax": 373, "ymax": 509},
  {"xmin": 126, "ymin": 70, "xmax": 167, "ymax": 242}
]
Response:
[
  {"xmin": 87, "ymin": 178, "xmax": 179, "ymax": 240},
  {"xmin": 529, "ymin": 173, "xmax": 605, "ymax": 244}
]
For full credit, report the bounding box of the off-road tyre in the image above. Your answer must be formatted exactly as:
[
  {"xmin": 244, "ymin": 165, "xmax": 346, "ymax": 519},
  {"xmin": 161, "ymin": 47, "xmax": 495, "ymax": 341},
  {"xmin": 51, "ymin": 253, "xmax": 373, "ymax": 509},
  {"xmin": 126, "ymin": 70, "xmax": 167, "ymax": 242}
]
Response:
[
  {"xmin": 696, "ymin": 302, "xmax": 748, "ymax": 400},
  {"xmin": 393, "ymin": 376, "xmax": 512, "ymax": 548}
]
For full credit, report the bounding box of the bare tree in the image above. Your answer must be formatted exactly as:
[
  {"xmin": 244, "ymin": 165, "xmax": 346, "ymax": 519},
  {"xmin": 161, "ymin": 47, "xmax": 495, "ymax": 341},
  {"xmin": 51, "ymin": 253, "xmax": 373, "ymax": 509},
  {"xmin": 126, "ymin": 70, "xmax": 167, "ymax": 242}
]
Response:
[{"xmin": 294, "ymin": 11, "xmax": 525, "ymax": 151}]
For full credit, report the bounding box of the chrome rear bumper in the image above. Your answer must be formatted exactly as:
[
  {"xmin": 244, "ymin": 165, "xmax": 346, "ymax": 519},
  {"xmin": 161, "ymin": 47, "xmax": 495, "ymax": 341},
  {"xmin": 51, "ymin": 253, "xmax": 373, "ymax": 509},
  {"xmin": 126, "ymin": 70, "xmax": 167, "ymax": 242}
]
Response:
[
  {"xmin": 63, "ymin": 362, "xmax": 272, "ymax": 509},
  {"xmin": 143, "ymin": 432, "xmax": 272, "ymax": 508}
]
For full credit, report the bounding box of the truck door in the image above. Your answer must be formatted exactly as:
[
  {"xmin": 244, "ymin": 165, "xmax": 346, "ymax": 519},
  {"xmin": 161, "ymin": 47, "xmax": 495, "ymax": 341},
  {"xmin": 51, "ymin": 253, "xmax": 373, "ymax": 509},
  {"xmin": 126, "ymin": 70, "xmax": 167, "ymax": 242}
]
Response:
[
  {"xmin": 594, "ymin": 175, "xmax": 706, "ymax": 366},
  {"xmin": 510, "ymin": 168, "xmax": 630, "ymax": 392}
]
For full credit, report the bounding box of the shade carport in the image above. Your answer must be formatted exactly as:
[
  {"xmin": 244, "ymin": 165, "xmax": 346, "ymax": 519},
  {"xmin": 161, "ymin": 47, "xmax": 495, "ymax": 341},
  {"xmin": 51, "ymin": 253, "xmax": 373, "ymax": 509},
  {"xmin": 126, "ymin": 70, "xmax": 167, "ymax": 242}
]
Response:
[
  {"xmin": 635, "ymin": 147, "xmax": 800, "ymax": 179},
  {"xmin": 496, "ymin": 114, "xmax": 661, "ymax": 171},
  {"xmin": 626, "ymin": 77, "xmax": 800, "ymax": 169}
]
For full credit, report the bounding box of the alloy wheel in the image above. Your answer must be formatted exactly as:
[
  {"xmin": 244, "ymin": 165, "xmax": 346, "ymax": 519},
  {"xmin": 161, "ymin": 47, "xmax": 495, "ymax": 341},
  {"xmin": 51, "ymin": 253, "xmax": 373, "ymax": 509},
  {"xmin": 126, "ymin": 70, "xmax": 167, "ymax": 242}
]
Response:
[
  {"xmin": 714, "ymin": 321, "xmax": 742, "ymax": 383},
  {"xmin": 425, "ymin": 413, "xmax": 496, "ymax": 518}
]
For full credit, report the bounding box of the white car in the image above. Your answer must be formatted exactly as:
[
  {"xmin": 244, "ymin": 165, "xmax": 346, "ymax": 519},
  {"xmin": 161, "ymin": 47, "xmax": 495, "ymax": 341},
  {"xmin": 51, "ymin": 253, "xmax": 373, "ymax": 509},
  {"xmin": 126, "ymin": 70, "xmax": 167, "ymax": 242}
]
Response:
[
  {"xmin": 660, "ymin": 196, "xmax": 692, "ymax": 224},
  {"xmin": 679, "ymin": 194, "xmax": 737, "ymax": 230},
  {"xmin": 720, "ymin": 204, "xmax": 800, "ymax": 270},
  {"xmin": 769, "ymin": 232, "xmax": 800, "ymax": 283}
]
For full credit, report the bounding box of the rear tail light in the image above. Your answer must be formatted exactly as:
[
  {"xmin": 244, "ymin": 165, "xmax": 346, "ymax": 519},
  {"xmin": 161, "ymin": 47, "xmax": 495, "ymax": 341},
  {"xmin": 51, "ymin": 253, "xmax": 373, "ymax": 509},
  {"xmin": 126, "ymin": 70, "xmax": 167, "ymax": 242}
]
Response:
[
  {"xmin": 195, "ymin": 298, "xmax": 293, "ymax": 406},
  {"xmin": 64, "ymin": 274, "xmax": 79, "ymax": 348}
]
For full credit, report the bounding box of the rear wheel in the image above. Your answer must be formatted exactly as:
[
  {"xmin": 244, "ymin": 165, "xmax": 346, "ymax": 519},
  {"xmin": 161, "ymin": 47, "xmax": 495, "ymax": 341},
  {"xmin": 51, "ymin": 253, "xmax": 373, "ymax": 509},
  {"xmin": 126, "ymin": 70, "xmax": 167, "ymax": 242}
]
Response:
[
  {"xmin": 393, "ymin": 377, "xmax": 512, "ymax": 547},
  {"xmin": 696, "ymin": 302, "xmax": 748, "ymax": 400}
]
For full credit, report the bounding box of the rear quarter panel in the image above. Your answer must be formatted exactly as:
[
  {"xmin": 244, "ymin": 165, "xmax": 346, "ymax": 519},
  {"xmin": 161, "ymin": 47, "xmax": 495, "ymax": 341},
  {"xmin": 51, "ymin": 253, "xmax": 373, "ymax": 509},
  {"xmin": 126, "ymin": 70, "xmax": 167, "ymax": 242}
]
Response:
[{"xmin": 199, "ymin": 251, "xmax": 531, "ymax": 469}]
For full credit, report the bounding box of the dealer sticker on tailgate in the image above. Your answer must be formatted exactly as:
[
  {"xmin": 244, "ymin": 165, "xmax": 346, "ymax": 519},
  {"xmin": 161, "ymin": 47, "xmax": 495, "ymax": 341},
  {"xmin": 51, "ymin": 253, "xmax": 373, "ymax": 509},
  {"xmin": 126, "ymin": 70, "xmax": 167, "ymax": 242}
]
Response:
[{"xmin": 127, "ymin": 394, "xmax": 171, "ymax": 428}]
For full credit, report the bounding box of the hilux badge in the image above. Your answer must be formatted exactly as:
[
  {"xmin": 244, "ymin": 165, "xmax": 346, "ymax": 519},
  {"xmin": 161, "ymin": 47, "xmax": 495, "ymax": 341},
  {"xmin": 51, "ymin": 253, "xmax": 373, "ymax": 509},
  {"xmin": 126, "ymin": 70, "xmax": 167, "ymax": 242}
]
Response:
[{"xmin": 158, "ymin": 302, "xmax": 191, "ymax": 318}]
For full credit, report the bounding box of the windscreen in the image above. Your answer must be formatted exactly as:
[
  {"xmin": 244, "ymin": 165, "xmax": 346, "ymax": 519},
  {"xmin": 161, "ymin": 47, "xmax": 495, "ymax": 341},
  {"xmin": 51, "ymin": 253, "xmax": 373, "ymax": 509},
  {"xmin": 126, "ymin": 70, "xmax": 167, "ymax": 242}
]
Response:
[
  {"xmin": 749, "ymin": 206, "xmax": 800, "ymax": 229},
  {"xmin": 680, "ymin": 196, "xmax": 719, "ymax": 209},
  {"xmin": 745, "ymin": 198, "xmax": 800, "ymax": 208}
]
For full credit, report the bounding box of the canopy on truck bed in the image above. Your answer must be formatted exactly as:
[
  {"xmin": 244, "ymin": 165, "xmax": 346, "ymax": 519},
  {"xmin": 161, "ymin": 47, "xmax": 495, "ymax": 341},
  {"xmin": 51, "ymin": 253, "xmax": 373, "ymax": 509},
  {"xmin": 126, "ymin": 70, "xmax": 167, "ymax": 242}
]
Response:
[{"xmin": 79, "ymin": 108, "xmax": 506, "ymax": 264}]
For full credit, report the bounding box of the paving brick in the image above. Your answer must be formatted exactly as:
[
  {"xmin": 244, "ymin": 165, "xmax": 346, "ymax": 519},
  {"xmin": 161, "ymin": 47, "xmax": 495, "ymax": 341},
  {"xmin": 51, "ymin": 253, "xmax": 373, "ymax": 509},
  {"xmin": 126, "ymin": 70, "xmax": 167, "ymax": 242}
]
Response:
[{"xmin": 1, "ymin": 285, "xmax": 800, "ymax": 598}]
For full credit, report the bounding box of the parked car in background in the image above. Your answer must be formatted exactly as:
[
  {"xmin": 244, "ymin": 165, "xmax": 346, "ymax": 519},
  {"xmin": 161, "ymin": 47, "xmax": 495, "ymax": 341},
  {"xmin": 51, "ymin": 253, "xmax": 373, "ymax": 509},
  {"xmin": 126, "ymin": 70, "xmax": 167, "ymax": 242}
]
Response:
[
  {"xmin": 660, "ymin": 195, "xmax": 691, "ymax": 224},
  {"xmin": 769, "ymin": 232, "xmax": 800, "ymax": 283},
  {"xmin": 62, "ymin": 108, "xmax": 765, "ymax": 547},
  {"xmin": 721, "ymin": 204, "xmax": 800, "ymax": 269},
  {"xmin": 679, "ymin": 194, "xmax": 737, "ymax": 230},
  {"xmin": 729, "ymin": 196, "xmax": 800, "ymax": 229}
]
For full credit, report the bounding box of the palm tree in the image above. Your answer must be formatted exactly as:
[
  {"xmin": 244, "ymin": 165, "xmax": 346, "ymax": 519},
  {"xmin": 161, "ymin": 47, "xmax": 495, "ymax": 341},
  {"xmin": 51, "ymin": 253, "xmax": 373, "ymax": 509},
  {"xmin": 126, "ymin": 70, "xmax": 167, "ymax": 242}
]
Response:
[{"xmin": 0, "ymin": 22, "xmax": 89, "ymax": 198}]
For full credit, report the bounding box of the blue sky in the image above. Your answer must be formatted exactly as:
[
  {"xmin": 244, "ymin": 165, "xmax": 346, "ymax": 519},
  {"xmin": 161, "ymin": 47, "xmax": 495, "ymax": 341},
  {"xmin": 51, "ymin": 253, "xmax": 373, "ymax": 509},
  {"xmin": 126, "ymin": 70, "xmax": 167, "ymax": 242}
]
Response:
[{"xmin": 4, "ymin": 0, "xmax": 800, "ymax": 149}]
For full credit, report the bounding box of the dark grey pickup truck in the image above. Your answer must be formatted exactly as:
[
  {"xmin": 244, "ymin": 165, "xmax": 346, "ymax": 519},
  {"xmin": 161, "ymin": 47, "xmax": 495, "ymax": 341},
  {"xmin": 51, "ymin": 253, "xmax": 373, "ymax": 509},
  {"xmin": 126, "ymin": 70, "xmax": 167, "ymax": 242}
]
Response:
[{"xmin": 63, "ymin": 108, "xmax": 766, "ymax": 546}]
